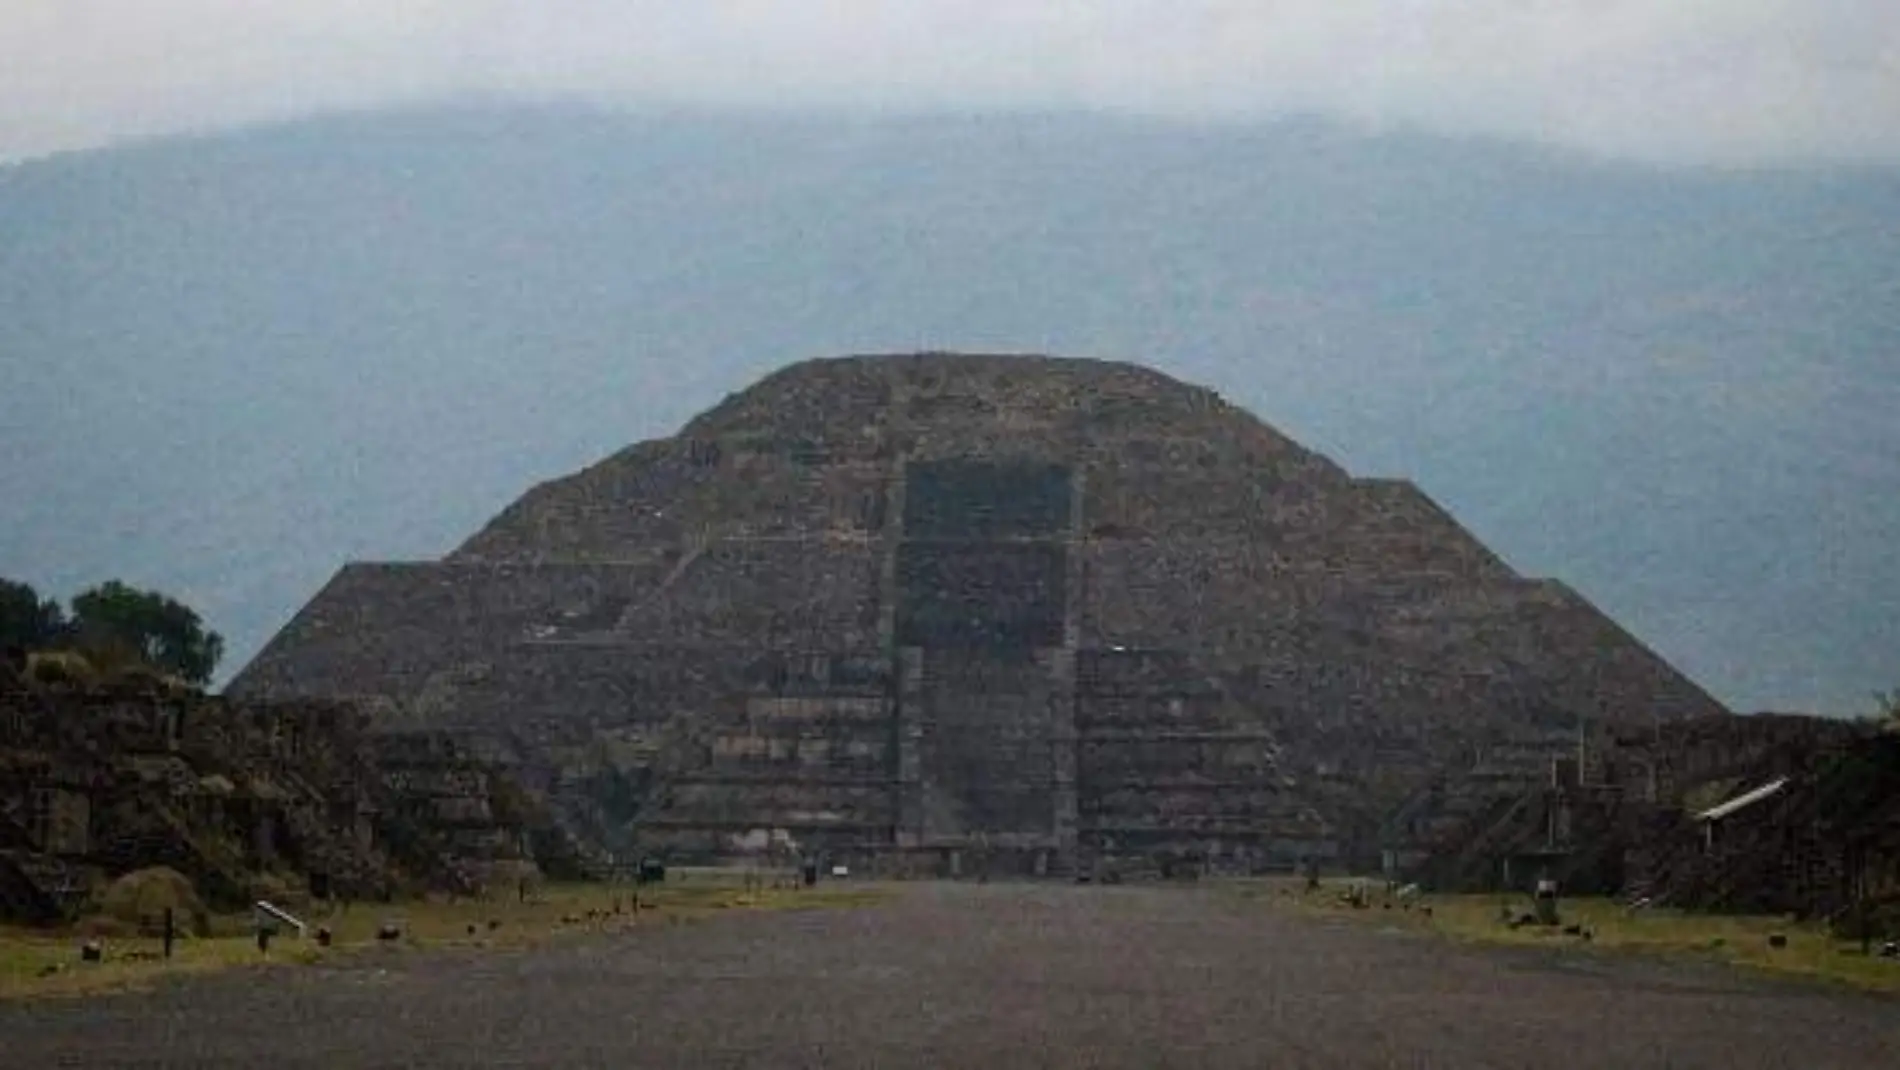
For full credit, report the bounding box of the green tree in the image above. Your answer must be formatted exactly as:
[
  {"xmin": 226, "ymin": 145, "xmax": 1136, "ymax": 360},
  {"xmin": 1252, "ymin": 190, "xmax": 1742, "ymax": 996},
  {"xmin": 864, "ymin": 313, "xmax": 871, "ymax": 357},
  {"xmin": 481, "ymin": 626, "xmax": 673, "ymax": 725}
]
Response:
[
  {"xmin": 68, "ymin": 580, "xmax": 223, "ymax": 685},
  {"xmin": 0, "ymin": 577, "xmax": 67, "ymax": 652},
  {"xmin": 1876, "ymin": 689, "xmax": 1900, "ymax": 733}
]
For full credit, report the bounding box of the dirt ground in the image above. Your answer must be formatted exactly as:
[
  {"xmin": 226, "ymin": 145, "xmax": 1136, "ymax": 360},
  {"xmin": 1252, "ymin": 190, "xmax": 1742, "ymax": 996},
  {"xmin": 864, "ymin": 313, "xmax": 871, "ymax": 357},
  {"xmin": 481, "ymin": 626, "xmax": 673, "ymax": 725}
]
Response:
[{"xmin": 3, "ymin": 882, "xmax": 1896, "ymax": 1068}]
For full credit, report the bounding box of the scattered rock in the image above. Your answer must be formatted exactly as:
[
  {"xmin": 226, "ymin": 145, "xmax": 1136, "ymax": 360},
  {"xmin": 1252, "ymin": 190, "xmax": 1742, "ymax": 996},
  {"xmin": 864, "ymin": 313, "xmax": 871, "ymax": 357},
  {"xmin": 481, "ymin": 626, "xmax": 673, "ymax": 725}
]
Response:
[
  {"xmin": 1768, "ymin": 933, "xmax": 1788, "ymax": 949},
  {"xmin": 79, "ymin": 940, "xmax": 103, "ymax": 963},
  {"xmin": 376, "ymin": 922, "xmax": 402, "ymax": 943}
]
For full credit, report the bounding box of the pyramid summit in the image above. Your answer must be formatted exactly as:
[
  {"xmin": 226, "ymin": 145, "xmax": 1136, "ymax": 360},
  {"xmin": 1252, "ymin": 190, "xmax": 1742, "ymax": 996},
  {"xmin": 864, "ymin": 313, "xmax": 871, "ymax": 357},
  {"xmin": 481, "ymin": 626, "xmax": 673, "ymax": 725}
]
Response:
[{"xmin": 231, "ymin": 353, "xmax": 1727, "ymax": 873}]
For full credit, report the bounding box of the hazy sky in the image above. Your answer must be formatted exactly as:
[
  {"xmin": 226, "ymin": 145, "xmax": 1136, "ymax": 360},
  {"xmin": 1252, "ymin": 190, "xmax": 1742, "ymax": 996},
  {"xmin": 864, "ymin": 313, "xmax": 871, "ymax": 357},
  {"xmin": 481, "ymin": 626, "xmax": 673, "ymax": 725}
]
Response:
[{"xmin": 4, "ymin": 1, "xmax": 1897, "ymax": 164}]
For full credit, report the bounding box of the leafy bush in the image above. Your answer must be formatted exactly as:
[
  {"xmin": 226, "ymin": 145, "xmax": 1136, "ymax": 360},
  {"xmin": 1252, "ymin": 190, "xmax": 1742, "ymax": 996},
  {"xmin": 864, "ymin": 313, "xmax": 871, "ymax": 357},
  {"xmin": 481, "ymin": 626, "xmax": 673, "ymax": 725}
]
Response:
[
  {"xmin": 0, "ymin": 578, "xmax": 66, "ymax": 650},
  {"xmin": 70, "ymin": 581, "xmax": 223, "ymax": 686},
  {"xmin": 3, "ymin": 575, "xmax": 224, "ymax": 686}
]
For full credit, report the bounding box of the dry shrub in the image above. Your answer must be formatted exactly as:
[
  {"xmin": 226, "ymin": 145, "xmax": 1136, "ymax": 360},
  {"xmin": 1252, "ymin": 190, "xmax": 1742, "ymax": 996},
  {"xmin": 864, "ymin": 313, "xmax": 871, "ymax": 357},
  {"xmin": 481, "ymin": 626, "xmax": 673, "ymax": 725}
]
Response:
[
  {"xmin": 95, "ymin": 867, "xmax": 211, "ymax": 937},
  {"xmin": 23, "ymin": 650, "xmax": 99, "ymax": 689},
  {"xmin": 484, "ymin": 858, "xmax": 544, "ymax": 898},
  {"xmin": 97, "ymin": 661, "xmax": 194, "ymax": 698},
  {"xmin": 72, "ymin": 914, "xmax": 137, "ymax": 939}
]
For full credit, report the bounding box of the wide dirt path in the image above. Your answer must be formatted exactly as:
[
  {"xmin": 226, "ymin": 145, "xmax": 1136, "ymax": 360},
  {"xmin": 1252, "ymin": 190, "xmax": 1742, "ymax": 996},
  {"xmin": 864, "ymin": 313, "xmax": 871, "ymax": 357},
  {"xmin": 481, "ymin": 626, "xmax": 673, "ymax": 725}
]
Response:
[{"xmin": 4, "ymin": 883, "xmax": 1896, "ymax": 1068}]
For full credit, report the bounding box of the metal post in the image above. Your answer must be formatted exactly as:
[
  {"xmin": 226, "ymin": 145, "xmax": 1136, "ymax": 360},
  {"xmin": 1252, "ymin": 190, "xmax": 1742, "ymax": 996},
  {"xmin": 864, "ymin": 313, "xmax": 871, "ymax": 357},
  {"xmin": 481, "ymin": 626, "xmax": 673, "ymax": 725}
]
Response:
[
  {"xmin": 1856, "ymin": 843, "xmax": 1871, "ymax": 957},
  {"xmin": 162, "ymin": 907, "xmax": 175, "ymax": 960},
  {"xmin": 1576, "ymin": 715, "xmax": 1587, "ymax": 787}
]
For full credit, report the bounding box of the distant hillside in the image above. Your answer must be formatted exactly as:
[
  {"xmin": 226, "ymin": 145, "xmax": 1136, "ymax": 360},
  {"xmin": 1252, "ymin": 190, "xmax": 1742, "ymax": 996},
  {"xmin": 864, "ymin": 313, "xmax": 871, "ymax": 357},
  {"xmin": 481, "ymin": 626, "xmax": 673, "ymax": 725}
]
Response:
[{"xmin": 1, "ymin": 105, "xmax": 1895, "ymax": 713}]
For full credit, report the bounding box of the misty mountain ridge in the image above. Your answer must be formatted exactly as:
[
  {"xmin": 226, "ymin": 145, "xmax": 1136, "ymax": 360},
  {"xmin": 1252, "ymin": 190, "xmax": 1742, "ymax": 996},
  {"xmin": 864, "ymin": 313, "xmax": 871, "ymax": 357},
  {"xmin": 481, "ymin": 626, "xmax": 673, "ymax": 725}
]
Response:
[{"xmin": 2, "ymin": 104, "xmax": 1895, "ymax": 714}]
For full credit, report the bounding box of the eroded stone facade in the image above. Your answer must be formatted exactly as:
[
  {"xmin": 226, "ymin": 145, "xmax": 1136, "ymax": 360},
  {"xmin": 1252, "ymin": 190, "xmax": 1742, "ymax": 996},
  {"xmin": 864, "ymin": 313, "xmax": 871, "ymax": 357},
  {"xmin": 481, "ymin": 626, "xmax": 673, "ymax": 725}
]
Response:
[{"xmin": 0, "ymin": 671, "xmax": 565, "ymax": 923}]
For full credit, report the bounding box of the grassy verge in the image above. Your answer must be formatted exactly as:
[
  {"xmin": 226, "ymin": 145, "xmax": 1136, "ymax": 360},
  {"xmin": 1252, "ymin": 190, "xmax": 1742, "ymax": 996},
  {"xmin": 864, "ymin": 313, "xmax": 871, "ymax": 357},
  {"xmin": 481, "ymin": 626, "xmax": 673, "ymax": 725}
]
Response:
[
  {"xmin": 1, "ymin": 873, "xmax": 889, "ymax": 1002},
  {"xmin": 1235, "ymin": 878, "xmax": 1900, "ymax": 994}
]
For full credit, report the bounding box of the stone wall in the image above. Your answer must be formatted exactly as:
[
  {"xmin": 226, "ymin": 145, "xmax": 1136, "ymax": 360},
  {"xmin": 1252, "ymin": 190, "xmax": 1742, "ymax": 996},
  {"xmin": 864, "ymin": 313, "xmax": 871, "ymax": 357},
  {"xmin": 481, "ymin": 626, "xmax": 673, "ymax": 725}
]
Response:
[{"xmin": 0, "ymin": 674, "xmax": 579, "ymax": 923}]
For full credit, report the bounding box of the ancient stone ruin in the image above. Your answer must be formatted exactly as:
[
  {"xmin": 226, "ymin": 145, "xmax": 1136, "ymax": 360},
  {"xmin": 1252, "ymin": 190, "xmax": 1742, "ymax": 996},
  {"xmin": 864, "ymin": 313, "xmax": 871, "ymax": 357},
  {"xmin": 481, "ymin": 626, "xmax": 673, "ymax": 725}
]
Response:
[
  {"xmin": 0, "ymin": 661, "xmax": 566, "ymax": 924},
  {"xmin": 1390, "ymin": 705, "xmax": 1900, "ymax": 935},
  {"xmin": 230, "ymin": 354, "xmax": 1727, "ymax": 876}
]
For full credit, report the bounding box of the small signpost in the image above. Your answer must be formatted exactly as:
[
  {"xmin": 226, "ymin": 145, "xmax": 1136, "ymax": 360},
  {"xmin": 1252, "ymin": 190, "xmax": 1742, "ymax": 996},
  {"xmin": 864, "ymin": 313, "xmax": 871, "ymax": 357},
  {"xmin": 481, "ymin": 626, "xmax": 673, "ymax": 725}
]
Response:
[
  {"xmin": 253, "ymin": 900, "xmax": 307, "ymax": 954},
  {"xmin": 1534, "ymin": 878, "xmax": 1560, "ymax": 926}
]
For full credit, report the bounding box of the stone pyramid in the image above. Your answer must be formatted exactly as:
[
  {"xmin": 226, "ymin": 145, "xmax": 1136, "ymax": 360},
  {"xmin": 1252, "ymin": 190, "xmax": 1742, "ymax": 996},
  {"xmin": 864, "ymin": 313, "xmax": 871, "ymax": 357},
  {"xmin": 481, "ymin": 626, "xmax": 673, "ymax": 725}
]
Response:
[{"xmin": 231, "ymin": 354, "xmax": 1726, "ymax": 874}]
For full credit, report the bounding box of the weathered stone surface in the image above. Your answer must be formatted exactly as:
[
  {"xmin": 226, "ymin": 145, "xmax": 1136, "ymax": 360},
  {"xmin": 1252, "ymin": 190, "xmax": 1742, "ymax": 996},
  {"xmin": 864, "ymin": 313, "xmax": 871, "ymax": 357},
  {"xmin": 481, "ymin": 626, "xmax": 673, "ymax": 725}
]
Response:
[
  {"xmin": 230, "ymin": 353, "xmax": 1728, "ymax": 871},
  {"xmin": 0, "ymin": 675, "xmax": 551, "ymax": 923}
]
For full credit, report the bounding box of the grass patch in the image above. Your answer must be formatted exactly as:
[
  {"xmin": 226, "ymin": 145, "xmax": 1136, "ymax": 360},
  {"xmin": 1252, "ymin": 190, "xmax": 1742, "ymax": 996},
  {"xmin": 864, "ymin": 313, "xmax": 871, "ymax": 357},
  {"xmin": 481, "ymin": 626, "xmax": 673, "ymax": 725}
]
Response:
[
  {"xmin": 1, "ymin": 871, "xmax": 889, "ymax": 1002},
  {"xmin": 1235, "ymin": 878, "xmax": 1900, "ymax": 994}
]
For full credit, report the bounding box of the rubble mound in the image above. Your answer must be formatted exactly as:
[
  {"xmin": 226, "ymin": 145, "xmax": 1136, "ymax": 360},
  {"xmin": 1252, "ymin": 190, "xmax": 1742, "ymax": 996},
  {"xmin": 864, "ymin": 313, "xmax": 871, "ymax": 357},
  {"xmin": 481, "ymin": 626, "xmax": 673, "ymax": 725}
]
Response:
[{"xmin": 231, "ymin": 353, "xmax": 1727, "ymax": 873}]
